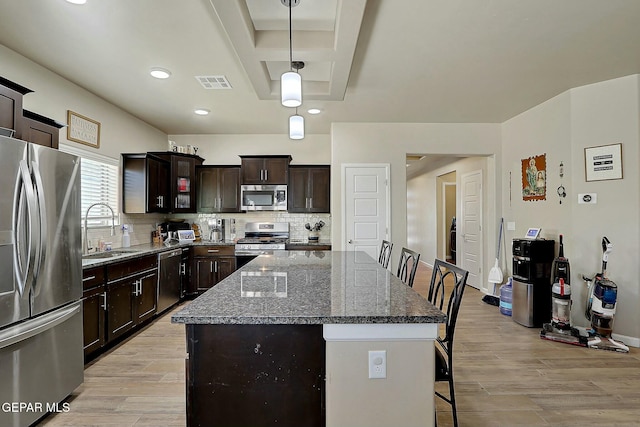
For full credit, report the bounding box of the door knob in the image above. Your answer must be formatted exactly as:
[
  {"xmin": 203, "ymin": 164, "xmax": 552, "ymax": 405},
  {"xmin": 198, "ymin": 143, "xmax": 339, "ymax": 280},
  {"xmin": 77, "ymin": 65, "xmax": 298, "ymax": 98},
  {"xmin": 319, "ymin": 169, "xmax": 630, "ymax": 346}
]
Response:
[{"xmin": 348, "ymin": 240, "xmax": 353, "ymax": 244}]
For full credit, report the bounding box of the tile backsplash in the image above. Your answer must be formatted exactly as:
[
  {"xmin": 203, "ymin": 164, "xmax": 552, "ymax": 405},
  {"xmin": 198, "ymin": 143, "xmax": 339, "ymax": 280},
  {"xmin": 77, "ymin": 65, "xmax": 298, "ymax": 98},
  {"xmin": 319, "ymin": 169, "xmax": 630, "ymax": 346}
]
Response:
[
  {"xmin": 195, "ymin": 212, "xmax": 331, "ymax": 242},
  {"xmin": 84, "ymin": 212, "xmax": 331, "ymax": 250}
]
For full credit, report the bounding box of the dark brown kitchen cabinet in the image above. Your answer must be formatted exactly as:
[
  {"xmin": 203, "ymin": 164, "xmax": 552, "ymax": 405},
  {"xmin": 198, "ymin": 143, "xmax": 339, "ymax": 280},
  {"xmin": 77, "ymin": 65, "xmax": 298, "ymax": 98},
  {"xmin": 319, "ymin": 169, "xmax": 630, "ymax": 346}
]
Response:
[
  {"xmin": 106, "ymin": 277, "xmax": 136, "ymax": 342},
  {"xmin": 122, "ymin": 153, "xmax": 171, "ymax": 213},
  {"xmin": 21, "ymin": 109, "xmax": 64, "ymax": 149},
  {"xmin": 288, "ymin": 165, "xmax": 330, "ymax": 213},
  {"xmin": 240, "ymin": 155, "xmax": 291, "ymax": 185},
  {"xmin": 180, "ymin": 247, "xmax": 192, "ymax": 299},
  {"xmin": 151, "ymin": 152, "xmax": 204, "ymax": 213},
  {"xmin": 196, "ymin": 166, "xmax": 241, "ymax": 213},
  {"xmin": 82, "ymin": 266, "xmax": 106, "ymax": 358},
  {"xmin": 190, "ymin": 245, "xmax": 236, "ymax": 295},
  {"xmin": 186, "ymin": 324, "xmax": 325, "ymax": 427},
  {"xmin": 106, "ymin": 255, "xmax": 158, "ymax": 342},
  {"xmin": 0, "ymin": 76, "xmax": 32, "ymax": 140}
]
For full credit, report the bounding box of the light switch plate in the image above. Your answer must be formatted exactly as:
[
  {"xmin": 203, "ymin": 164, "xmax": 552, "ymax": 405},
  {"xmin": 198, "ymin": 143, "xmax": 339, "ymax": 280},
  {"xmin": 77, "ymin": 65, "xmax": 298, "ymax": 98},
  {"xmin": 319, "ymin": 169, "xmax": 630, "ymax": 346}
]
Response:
[
  {"xmin": 507, "ymin": 222, "xmax": 516, "ymax": 231},
  {"xmin": 578, "ymin": 193, "xmax": 597, "ymax": 204}
]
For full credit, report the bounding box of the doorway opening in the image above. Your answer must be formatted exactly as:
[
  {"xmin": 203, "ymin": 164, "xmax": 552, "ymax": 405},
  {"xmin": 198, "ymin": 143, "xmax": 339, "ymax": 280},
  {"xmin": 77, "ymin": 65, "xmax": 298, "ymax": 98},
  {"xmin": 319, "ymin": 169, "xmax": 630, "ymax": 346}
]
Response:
[
  {"xmin": 439, "ymin": 174, "xmax": 457, "ymax": 264},
  {"xmin": 406, "ymin": 154, "xmax": 492, "ymax": 290}
]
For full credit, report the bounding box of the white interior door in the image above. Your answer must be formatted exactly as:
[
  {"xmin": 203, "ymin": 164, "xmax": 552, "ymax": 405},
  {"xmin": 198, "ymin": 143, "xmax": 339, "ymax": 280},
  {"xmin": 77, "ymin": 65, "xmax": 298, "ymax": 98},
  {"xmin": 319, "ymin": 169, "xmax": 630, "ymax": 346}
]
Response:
[
  {"xmin": 460, "ymin": 170, "xmax": 483, "ymax": 289},
  {"xmin": 342, "ymin": 165, "xmax": 390, "ymax": 260}
]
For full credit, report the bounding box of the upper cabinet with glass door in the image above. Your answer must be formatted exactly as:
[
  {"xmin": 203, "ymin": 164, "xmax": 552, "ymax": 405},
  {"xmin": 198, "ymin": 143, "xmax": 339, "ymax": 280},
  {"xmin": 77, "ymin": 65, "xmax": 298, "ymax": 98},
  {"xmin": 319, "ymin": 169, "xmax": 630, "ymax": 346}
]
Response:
[{"xmin": 150, "ymin": 152, "xmax": 204, "ymax": 213}]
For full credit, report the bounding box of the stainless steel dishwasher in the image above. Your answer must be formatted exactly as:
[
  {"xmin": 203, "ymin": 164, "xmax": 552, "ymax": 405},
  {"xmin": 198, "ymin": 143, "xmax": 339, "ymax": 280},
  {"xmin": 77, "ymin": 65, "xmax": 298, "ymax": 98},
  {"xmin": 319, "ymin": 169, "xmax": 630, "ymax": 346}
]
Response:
[{"xmin": 157, "ymin": 249, "xmax": 183, "ymax": 314}]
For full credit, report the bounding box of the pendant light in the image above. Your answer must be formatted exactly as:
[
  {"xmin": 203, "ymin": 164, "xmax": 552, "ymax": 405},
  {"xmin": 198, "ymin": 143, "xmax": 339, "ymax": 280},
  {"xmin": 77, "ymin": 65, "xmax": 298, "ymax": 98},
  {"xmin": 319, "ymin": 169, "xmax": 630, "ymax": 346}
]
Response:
[
  {"xmin": 281, "ymin": 0, "xmax": 302, "ymax": 108},
  {"xmin": 289, "ymin": 109, "xmax": 304, "ymax": 140}
]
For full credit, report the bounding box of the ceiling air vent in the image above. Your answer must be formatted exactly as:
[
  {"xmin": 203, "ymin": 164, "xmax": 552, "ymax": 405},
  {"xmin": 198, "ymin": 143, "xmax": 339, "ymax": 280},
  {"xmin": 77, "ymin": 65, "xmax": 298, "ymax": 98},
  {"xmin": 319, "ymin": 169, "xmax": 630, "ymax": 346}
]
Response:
[{"xmin": 195, "ymin": 75, "xmax": 232, "ymax": 89}]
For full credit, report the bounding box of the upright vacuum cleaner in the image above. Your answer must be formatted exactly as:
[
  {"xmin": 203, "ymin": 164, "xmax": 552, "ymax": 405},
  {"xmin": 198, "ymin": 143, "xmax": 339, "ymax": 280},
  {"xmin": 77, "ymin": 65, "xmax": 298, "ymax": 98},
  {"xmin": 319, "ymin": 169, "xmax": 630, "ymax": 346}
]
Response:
[
  {"xmin": 540, "ymin": 234, "xmax": 578, "ymax": 342},
  {"xmin": 540, "ymin": 236, "xmax": 628, "ymax": 352},
  {"xmin": 581, "ymin": 237, "xmax": 628, "ymax": 351}
]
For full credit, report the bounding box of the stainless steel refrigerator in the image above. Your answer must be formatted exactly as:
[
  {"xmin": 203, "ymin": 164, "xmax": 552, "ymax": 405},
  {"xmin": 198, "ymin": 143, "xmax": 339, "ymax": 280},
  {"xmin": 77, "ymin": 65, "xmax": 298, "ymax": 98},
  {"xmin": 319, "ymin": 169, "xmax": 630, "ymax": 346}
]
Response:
[{"xmin": 0, "ymin": 135, "xmax": 83, "ymax": 427}]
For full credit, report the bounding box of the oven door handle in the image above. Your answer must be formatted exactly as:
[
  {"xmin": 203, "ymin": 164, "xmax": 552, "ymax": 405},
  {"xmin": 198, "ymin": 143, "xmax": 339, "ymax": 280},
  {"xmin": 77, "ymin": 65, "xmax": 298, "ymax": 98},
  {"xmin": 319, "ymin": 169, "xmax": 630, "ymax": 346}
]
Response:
[{"xmin": 235, "ymin": 250, "xmax": 274, "ymax": 256}]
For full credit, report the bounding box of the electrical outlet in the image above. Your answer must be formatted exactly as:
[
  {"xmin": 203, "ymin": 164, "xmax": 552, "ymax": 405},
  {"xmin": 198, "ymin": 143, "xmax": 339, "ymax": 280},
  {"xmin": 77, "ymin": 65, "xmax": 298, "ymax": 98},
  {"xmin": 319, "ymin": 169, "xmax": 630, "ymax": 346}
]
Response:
[
  {"xmin": 507, "ymin": 222, "xmax": 516, "ymax": 231},
  {"xmin": 368, "ymin": 350, "xmax": 387, "ymax": 379}
]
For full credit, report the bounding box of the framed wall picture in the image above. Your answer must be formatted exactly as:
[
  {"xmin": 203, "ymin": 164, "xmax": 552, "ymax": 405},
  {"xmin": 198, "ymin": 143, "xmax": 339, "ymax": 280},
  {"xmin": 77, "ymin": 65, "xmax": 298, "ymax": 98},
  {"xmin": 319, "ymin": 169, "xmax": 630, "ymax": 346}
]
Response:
[
  {"xmin": 67, "ymin": 110, "xmax": 101, "ymax": 148},
  {"xmin": 584, "ymin": 143, "xmax": 623, "ymax": 182},
  {"xmin": 521, "ymin": 153, "xmax": 546, "ymax": 202}
]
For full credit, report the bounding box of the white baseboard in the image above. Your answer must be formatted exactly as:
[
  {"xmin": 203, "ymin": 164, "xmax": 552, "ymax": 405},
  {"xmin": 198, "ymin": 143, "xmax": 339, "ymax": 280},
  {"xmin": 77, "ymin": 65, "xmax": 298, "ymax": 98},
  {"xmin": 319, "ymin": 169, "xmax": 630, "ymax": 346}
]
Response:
[
  {"xmin": 612, "ymin": 333, "xmax": 640, "ymax": 348},
  {"xmin": 420, "ymin": 259, "xmax": 433, "ymax": 269}
]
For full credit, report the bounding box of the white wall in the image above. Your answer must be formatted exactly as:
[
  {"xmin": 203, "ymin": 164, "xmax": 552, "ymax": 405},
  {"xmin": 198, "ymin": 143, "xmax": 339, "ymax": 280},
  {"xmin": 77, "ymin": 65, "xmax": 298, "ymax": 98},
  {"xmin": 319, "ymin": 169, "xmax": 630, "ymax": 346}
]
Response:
[
  {"xmin": 168, "ymin": 134, "xmax": 330, "ymax": 165},
  {"xmin": 0, "ymin": 45, "xmax": 168, "ymax": 159},
  {"xmin": 331, "ymin": 123, "xmax": 501, "ymax": 279},
  {"xmin": 502, "ymin": 75, "xmax": 640, "ymax": 344}
]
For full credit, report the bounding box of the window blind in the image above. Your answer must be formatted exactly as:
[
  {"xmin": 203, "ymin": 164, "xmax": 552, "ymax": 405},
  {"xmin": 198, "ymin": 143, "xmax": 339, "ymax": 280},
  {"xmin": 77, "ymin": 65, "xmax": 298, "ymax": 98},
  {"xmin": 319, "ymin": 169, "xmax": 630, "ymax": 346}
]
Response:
[{"xmin": 60, "ymin": 144, "xmax": 120, "ymax": 227}]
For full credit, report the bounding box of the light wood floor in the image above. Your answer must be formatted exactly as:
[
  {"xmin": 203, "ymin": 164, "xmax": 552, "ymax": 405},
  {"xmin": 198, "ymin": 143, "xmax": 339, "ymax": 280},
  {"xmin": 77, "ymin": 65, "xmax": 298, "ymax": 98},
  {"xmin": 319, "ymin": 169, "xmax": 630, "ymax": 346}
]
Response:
[{"xmin": 40, "ymin": 263, "xmax": 640, "ymax": 426}]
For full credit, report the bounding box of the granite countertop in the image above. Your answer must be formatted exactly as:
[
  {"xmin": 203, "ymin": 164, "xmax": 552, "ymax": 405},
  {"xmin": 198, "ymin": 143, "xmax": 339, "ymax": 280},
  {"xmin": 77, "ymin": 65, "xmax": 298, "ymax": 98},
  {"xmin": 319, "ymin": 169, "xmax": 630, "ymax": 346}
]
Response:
[
  {"xmin": 82, "ymin": 239, "xmax": 236, "ymax": 268},
  {"xmin": 172, "ymin": 251, "xmax": 446, "ymax": 325}
]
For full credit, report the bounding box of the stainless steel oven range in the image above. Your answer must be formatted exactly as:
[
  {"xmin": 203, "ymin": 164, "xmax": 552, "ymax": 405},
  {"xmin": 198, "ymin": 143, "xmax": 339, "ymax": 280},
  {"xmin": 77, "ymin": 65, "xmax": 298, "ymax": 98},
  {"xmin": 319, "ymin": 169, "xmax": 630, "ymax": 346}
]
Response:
[{"xmin": 235, "ymin": 222, "xmax": 289, "ymax": 268}]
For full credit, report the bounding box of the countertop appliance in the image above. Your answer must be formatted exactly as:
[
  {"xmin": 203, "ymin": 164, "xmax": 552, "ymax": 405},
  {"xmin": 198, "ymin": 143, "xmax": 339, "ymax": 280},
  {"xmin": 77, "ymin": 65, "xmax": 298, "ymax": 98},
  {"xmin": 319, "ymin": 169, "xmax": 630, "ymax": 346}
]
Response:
[
  {"xmin": 240, "ymin": 184, "xmax": 287, "ymax": 211},
  {"xmin": 235, "ymin": 222, "xmax": 289, "ymax": 267},
  {"xmin": 0, "ymin": 135, "xmax": 83, "ymax": 427},
  {"xmin": 208, "ymin": 218, "xmax": 224, "ymax": 242},
  {"xmin": 157, "ymin": 249, "xmax": 182, "ymax": 314},
  {"xmin": 511, "ymin": 238, "xmax": 555, "ymax": 327}
]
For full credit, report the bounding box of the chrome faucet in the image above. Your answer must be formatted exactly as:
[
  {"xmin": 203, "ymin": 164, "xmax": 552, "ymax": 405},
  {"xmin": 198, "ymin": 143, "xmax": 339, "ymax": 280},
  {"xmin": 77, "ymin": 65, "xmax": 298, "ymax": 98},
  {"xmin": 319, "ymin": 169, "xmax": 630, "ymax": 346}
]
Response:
[{"xmin": 83, "ymin": 202, "xmax": 116, "ymax": 255}]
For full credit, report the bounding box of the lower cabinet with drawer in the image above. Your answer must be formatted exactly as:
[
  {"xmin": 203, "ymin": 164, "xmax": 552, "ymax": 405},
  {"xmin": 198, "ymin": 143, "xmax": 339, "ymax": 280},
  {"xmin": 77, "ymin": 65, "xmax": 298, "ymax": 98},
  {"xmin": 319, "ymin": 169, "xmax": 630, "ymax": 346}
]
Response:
[
  {"xmin": 106, "ymin": 254, "xmax": 158, "ymax": 342},
  {"xmin": 190, "ymin": 245, "xmax": 236, "ymax": 295},
  {"xmin": 82, "ymin": 266, "xmax": 107, "ymax": 358},
  {"xmin": 83, "ymin": 254, "xmax": 163, "ymax": 361}
]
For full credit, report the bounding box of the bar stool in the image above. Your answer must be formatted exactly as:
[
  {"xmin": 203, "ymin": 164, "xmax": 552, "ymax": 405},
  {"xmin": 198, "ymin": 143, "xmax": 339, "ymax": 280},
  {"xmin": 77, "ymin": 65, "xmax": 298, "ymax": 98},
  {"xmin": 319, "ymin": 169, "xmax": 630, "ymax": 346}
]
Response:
[
  {"xmin": 378, "ymin": 240, "xmax": 393, "ymax": 269},
  {"xmin": 428, "ymin": 259, "xmax": 469, "ymax": 427},
  {"xmin": 396, "ymin": 247, "xmax": 420, "ymax": 287}
]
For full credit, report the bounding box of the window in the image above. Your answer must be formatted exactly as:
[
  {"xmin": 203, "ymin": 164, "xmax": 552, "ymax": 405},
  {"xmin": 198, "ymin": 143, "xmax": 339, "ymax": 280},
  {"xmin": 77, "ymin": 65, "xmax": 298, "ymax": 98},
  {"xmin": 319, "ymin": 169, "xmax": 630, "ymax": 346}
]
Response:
[{"xmin": 60, "ymin": 144, "xmax": 120, "ymax": 227}]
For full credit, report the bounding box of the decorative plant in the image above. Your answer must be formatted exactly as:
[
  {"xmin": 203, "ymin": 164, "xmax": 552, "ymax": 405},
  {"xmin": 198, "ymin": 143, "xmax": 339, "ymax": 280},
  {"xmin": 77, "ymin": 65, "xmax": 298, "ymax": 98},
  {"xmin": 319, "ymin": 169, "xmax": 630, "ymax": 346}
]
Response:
[{"xmin": 305, "ymin": 220, "xmax": 325, "ymax": 232}]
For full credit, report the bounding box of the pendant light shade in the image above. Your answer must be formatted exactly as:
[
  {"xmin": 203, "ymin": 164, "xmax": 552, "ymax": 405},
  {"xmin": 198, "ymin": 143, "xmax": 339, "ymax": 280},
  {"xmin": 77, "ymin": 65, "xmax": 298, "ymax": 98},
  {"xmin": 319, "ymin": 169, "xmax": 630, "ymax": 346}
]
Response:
[
  {"xmin": 281, "ymin": 71, "xmax": 302, "ymax": 107},
  {"xmin": 281, "ymin": 0, "xmax": 303, "ymax": 108},
  {"xmin": 289, "ymin": 113, "xmax": 304, "ymax": 140}
]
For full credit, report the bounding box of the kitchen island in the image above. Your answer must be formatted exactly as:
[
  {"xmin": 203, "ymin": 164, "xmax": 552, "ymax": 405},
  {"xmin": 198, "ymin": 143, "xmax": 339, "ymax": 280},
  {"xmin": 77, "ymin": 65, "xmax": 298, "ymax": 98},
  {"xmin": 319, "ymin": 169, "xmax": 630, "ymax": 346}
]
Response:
[{"xmin": 172, "ymin": 251, "xmax": 446, "ymax": 427}]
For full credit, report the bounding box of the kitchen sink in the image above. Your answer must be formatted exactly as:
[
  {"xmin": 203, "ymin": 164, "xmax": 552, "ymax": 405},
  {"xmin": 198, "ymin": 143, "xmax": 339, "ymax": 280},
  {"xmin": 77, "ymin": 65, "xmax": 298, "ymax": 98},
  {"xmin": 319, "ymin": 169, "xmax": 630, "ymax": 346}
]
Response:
[{"xmin": 82, "ymin": 249, "xmax": 140, "ymax": 260}]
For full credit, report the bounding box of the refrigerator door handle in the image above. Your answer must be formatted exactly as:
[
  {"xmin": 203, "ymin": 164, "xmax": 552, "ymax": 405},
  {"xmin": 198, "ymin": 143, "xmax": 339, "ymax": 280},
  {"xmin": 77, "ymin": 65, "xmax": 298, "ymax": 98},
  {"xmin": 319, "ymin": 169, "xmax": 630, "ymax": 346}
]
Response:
[
  {"xmin": 31, "ymin": 161, "xmax": 47, "ymax": 292},
  {"xmin": 0, "ymin": 302, "xmax": 81, "ymax": 350},
  {"xmin": 13, "ymin": 160, "xmax": 39, "ymax": 297}
]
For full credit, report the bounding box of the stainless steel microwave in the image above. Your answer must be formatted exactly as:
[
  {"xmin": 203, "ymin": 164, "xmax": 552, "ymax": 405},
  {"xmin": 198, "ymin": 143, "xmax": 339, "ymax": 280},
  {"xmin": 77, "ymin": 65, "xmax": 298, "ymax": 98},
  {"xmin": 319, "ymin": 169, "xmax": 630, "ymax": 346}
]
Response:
[{"xmin": 241, "ymin": 185, "xmax": 287, "ymax": 211}]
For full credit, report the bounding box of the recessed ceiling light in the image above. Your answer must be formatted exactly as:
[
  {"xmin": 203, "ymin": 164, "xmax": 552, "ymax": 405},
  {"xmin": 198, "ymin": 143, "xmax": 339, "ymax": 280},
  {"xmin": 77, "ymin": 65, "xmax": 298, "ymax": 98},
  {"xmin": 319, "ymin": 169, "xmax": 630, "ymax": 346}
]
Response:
[
  {"xmin": 194, "ymin": 109, "xmax": 210, "ymax": 116},
  {"xmin": 150, "ymin": 68, "xmax": 171, "ymax": 79},
  {"xmin": 66, "ymin": 0, "xmax": 87, "ymax": 4},
  {"xmin": 307, "ymin": 108, "xmax": 321, "ymax": 115}
]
